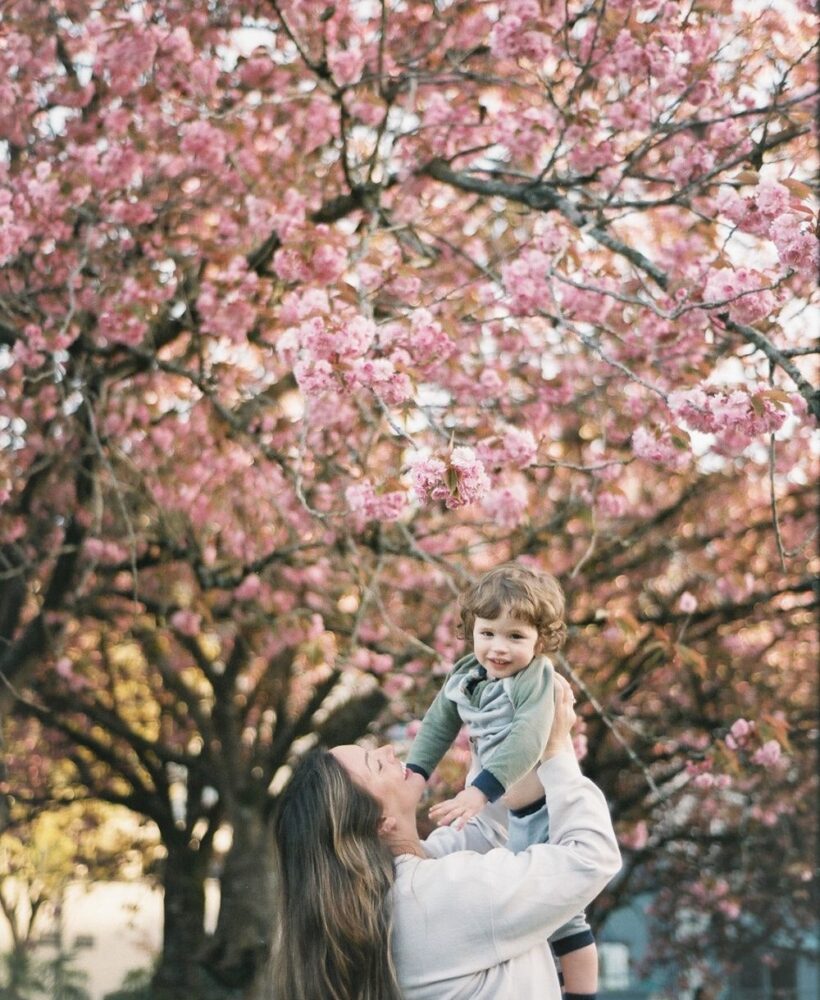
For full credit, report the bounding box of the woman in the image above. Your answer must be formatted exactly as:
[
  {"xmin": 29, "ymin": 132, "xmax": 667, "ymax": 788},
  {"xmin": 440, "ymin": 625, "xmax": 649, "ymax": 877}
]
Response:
[{"xmin": 270, "ymin": 676, "xmax": 620, "ymax": 1000}]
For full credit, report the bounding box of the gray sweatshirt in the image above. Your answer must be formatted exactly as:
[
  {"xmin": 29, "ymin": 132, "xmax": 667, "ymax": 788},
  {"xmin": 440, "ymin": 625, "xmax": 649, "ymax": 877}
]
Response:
[{"xmin": 390, "ymin": 752, "xmax": 621, "ymax": 1000}]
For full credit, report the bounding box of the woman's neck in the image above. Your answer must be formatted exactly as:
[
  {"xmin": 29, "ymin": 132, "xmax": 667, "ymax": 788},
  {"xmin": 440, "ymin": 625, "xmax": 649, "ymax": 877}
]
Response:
[{"xmin": 385, "ymin": 821, "xmax": 426, "ymax": 859}]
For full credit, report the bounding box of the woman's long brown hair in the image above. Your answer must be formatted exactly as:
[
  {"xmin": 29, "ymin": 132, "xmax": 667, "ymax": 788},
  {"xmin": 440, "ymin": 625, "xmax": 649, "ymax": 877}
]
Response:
[{"xmin": 270, "ymin": 748, "xmax": 403, "ymax": 1000}]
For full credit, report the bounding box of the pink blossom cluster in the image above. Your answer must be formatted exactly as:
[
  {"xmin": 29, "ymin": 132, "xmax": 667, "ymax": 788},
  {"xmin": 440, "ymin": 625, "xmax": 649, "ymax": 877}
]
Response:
[
  {"xmin": 180, "ymin": 120, "xmax": 231, "ymax": 174},
  {"xmin": 406, "ymin": 309, "xmax": 454, "ymax": 366},
  {"xmin": 380, "ymin": 309, "xmax": 455, "ymax": 368},
  {"xmin": 702, "ymin": 267, "xmax": 777, "ymax": 324},
  {"xmin": 234, "ymin": 573, "xmax": 263, "ymax": 602},
  {"xmin": 769, "ymin": 213, "xmax": 819, "ymax": 278},
  {"xmin": 619, "ymin": 820, "xmax": 649, "ymax": 851},
  {"xmin": 348, "ymin": 357, "xmax": 413, "ymax": 405},
  {"xmin": 327, "ymin": 47, "xmax": 366, "ymax": 86},
  {"xmin": 292, "ymin": 358, "xmax": 336, "ymax": 396},
  {"xmin": 476, "ymin": 425, "xmax": 538, "ymax": 469},
  {"xmin": 0, "ymin": 188, "xmax": 32, "ymax": 265},
  {"xmin": 481, "ymin": 482, "xmax": 529, "ymax": 529},
  {"xmin": 84, "ymin": 538, "xmax": 131, "ymax": 564},
  {"xmin": 565, "ymin": 129, "xmax": 618, "ymax": 175},
  {"xmin": 596, "ymin": 491, "xmax": 628, "ymax": 518},
  {"xmin": 490, "ymin": 2, "xmax": 554, "ymax": 63},
  {"xmin": 197, "ymin": 259, "xmax": 259, "ymax": 344},
  {"xmin": 752, "ymin": 740, "xmax": 782, "ymax": 769},
  {"xmin": 271, "ymin": 188, "xmax": 307, "ymax": 241},
  {"xmin": 494, "ymin": 106, "xmax": 558, "ymax": 161},
  {"xmin": 667, "ymin": 137, "xmax": 717, "ymax": 186},
  {"xmin": 668, "ymin": 385, "xmax": 788, "ymax": 445},
  {"xmin": 303, "ymin": 94, "xmax": 339, "ymax": 153},
  {"xmin": 305, "ymin": 314, "xmax": 376, "ymax": 360},
  {"xmin": 383, "ymin": 673, "xmax": 415, "ymax": 699},
  {"xmin": 102, "ymin": 25, "xmax": 159, "ymax": 98},
  {"xmin": 679, "ymin": 592, "xmax": 698, "ymax": 614},
  {"xmin": 501, "ymin": 249, "xmax": 552, "ymax": 315},
  {"xmin": 692, "ymin": 771, "xmax": 732, "ymax": 791},
  {"xmin": 556, "ymin": 274, "xmax": 617, "ymax": 324},
  {"xmin": 412, "ymin": 447, "xmax": 490, "ymax": 509},
  {"xmin": 631, "ymin": 427, "xmax": 689, "ymax": 470},
  {"xmin": 170, "ymin": 609, "xmax": 202, "ymax": 637},
  {"xmin": 349, "ymin": 648, "xmax": 395, "ymax": 675},
  {"xmin": 345, "ymin": 479, "xmax": 407, "ymax": 524},
  {"xmin": 716, "ymin": 181, "xmax": 818, "ymax": 278},
  {"xmin": 724, "ymin": 717, "xmax": 753, "ymax": 750}
]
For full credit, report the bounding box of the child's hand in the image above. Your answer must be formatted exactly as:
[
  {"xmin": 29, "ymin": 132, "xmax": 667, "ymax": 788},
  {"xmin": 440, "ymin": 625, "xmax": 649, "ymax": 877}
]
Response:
[{"xmin": 428, "ymin": 786, "xmax": 488, "ymax": 830}]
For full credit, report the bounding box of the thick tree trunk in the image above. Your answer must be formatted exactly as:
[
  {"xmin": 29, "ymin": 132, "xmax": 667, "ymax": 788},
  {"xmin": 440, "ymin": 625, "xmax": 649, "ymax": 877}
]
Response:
[
  {"xmin": 151, "ymin": 842, "xmax": 230, "ymax": 1000},
  {"xmin": 200, "ymin": 804, "xmax": 276, "ymax": 995}
]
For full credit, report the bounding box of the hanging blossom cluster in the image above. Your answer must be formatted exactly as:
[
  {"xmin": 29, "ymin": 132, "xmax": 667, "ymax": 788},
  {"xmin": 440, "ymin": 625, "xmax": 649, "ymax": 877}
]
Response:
[
  {"xmin": 724, "ymin": 719, "xmax": 784, "ymax": 770},
  {"xmin": 379, "ymin": 308, "xmax": 455, "ymax": 370},
  {"xmin": 668, "ymin": 384, "xmax": 790, "ymax": 452},
  {"xmin": 481, "ymin": 481, "xmax": 530, "ymax": 530},
  {"xmin": 411, "ymin": 447, "xmax": 491, "ymax": 509},
  {"xmin": 631, "ymin": 426, "xmax": 690, "ymax": 471},
  {"xmin": 701, "ymin": 266, "xmax": 779, "ymax": 325},
  {"xmin": 345, "ymin": 479, "xmax": 407, "ymax": 526},
  {"xmin": 490, "ymin": 0, "xmax": 559, "ymax": 62},
  {"xmin": 716, "ymin": 180, "xmax": 819, "ymax": 279},
  {"xmin": 278, "ymin": 305, "xmax": 413, "ymax": 405},
  {"xmin": 476, "ymin": 425, "xmax": 538, "ymax": 469},
  {"xmin": 500, "ymin": 248, "xmax": 553, "ymax": 316}
]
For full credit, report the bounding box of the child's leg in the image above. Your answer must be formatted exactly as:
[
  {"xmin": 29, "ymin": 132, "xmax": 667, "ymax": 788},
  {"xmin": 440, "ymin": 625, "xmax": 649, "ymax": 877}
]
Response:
[
  {"xmin": 552, "ymin": 923, "xmax": 598, "ymax": 1000},
  {"xmin": 508, "ymin": 795, "xmax": 600, "ymax": 1000},
  {"xmin": 506, "ymin": 794, "xmax": 548, "ymax": 852}
]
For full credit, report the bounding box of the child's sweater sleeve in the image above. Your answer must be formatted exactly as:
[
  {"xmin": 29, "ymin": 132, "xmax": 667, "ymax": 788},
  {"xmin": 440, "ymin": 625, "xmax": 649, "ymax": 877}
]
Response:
[
  {"xmin": 405, "ymin": 659, "xmax": 469, "ymax": 779},
  {"xmin": 471, "ymin": 656, "xmax": 556, "ymax": 798}
]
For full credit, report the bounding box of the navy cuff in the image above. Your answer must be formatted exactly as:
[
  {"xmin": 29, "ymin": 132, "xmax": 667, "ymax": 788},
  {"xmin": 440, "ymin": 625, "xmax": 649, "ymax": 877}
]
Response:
[
  {"xmin": 470, "ymin": 769, "xmax": 505, "ymax": 803},
  {"xmin": 405, "ymin": 762, "xmax": 429, "ymax": 780},
  {"xmin": 552, "ymin": 929, "xmax": 595, "ymax": 956}
]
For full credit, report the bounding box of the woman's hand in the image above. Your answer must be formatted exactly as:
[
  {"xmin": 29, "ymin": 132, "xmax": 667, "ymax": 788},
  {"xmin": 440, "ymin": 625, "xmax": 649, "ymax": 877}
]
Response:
[{"xmin": 542, "ymin": 674, "xmax": 577, "ymax": 761}]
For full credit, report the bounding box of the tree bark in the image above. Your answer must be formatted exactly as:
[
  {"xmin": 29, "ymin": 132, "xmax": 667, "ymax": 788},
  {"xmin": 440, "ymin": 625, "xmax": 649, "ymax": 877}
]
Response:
[
  {"xmin": 199, "ymin": 804, "xmax": 276, "ymax": 995},
  {"xmin": 151, "ymin": 840, "xmax": 230, "ymax": 1000}
]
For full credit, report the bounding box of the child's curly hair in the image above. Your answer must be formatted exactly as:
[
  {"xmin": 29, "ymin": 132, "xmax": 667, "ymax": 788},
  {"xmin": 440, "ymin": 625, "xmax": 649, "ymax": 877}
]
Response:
[{"xmin": 456, "ymin": 562, "xmax": 567, "ymax": 653}]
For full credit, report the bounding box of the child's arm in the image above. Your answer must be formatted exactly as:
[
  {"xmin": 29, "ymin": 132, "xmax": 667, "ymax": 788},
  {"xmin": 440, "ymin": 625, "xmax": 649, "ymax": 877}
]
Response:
[{"xmin": 405, "ymin": 660, "xmax": 469, "ymax": 781}]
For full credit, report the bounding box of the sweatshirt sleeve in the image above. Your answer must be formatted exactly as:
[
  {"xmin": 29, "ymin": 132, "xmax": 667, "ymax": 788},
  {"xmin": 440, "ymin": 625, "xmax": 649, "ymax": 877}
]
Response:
[
  {"xmin": 471, "ymin": 657, "xmax": 555, "ymax": 797},
  {"xmin": 484, "ymin": 752, "xmax": 621, "ymax": 962},
  {"xmin": 405, "ymin": 659, "xmax": 469, "ymax": 779},
  {"xmin": 418, "ymin": 753, "xmax": 620, "ymax": 967},
  {"xmin": 422, "ymin": 798, "xmax": 509, "ymax": 858}
]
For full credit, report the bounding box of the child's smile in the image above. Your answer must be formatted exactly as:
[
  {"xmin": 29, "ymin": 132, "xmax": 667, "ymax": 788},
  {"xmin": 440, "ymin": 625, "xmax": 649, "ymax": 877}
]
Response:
[{"xmin": 473, "ymin": 612, "xmax": 539, "ymax": 679}]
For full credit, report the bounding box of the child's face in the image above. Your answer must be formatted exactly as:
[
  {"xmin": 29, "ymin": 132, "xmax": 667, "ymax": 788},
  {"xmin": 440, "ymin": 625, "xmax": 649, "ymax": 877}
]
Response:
[{"xmin": 472, "ymin": 612, "xmax": 539, "ymax": 680}]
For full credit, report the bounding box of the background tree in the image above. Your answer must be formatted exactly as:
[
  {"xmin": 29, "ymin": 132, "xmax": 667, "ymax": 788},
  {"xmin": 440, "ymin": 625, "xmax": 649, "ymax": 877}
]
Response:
[
  {"xmin": 0, "ymin": 802, "xmax": 135, "ymax": 1000},
  {"xmin": 1, "ymin": 1, "xmax": 817, "ymax": 998}
]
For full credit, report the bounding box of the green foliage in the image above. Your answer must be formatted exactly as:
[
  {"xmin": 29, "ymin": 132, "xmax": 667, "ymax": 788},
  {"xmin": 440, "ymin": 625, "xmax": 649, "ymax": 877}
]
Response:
[
  {"xmin": 0, "ymin": 949, "xmax": 47, "ymax": 1000},
  {"xmin": 102, "ymin": 963, "xmax": 154, "ymax": 1000}
]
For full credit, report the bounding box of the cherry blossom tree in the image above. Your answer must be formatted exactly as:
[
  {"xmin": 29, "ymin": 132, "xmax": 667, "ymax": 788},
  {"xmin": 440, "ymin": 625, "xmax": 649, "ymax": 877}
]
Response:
[{"xmin": 1, "ymin": 1, "xmax": 817, "ymax": 997}]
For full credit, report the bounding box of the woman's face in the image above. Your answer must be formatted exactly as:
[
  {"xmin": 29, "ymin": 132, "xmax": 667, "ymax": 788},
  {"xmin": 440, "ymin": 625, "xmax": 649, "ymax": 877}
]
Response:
[{"xmin": 331, "ymin": 743, "xmax": 425, "ymax": 821}]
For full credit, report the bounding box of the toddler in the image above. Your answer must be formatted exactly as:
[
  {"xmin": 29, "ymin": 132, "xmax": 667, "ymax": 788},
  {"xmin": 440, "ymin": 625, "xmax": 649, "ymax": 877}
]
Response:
[{"xmin": 406, "ymin": 562, "xmax": 599, "ymax": 1000}]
